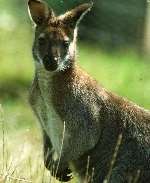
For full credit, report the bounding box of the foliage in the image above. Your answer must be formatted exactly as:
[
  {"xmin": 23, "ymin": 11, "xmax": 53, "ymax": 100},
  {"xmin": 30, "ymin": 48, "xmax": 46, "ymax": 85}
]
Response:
[{"xmin": 45, "ymin": 0, "xmax": 147, "ymax": 48}]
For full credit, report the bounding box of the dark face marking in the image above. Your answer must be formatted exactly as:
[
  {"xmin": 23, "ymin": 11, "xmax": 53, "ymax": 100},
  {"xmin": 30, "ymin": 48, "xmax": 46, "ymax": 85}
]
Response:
[
  {"xmin": 33, "ymin": 23, "xmax": 70, "ymax": 71},
  {"xmin": 29, "ymin": 1, "xmax": 92, "ymax": 72}
]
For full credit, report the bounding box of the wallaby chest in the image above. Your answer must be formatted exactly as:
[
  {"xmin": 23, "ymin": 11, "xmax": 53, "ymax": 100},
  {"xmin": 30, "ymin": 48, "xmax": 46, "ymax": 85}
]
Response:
[
  {"xmin": 30, "ymin": 67, "xmax": 65, "ymax": 154},
  {"xmin": 30, "ymin": 66, "xmax": 101, "ymax": 157}
]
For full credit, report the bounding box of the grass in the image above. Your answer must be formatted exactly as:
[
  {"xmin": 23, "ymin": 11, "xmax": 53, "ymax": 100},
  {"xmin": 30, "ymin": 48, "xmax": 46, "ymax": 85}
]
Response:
[
  {"xmin": 0, "ymin": 103, "xmax": 78, "ymax": 183},
  {"xmin": 79, "ymin": 44, "xmax": 150, "ymax": 109},
  {"xmin": 0, "ymin": 104, "xmax": 61, "ymax": 183},
  {"xmin": 0, "ymin": 8, "xmax": 150, "ymax": 182}
]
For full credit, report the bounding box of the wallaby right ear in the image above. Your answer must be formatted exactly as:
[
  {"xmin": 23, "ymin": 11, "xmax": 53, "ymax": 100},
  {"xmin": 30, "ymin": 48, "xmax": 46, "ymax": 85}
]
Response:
[
  {"xmin": 59, "ymin": 3, "xmax": 93, "ymax": 30},
  {"xmin": 28, "ymin": 0, "xmax": 53, "ymax": 25}
]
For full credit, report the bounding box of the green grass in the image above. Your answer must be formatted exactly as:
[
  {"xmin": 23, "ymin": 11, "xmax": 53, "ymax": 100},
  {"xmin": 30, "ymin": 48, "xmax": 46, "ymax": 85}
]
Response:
[
  {"xmin": 0, "ymin": 11, "xmax": 150, "ymax": 182},
  {"xmin": 79, "ymin": 44, "xmax": 150, "ymax": 109}
]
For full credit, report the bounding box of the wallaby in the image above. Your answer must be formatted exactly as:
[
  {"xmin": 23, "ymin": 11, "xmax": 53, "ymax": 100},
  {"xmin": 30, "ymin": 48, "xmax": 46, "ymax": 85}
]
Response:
[{"xmin": 28, "ymin": 0, "xmax": 150, "ymax": 182}]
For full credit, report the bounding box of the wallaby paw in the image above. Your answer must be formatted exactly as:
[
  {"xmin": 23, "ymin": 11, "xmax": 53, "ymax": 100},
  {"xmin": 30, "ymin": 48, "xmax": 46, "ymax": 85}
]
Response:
[
  {"xmin": 55, "ymin": 167, "xmax": 73, "ymax": 182},
  {"xmin": 44, "ymin": 158, "xmax": 72, "ymax": 182}
]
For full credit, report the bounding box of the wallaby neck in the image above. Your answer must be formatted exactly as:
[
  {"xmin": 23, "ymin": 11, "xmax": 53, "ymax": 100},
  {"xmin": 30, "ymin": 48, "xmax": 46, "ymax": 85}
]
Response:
[
  {"xmin": 35, "ymin": 60, "xmax": 76, "ymax": 83},
  {"xmin": 36, "ymin": 62, "xmax": 53, "ymax": 80}
]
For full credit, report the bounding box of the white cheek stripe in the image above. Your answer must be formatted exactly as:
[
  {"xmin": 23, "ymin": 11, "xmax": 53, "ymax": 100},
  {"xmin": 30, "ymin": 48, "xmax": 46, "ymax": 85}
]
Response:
[
  {"xmin": 37, "ymin": 53, "xmax": 43, "ymax": 65},
  {"xmin": 57, "ymin": 52, "xmax": 70, "ymax": 71},
  {"xmin": 57, "ymin": 42, "xmax": 75, "ymax": 71}
]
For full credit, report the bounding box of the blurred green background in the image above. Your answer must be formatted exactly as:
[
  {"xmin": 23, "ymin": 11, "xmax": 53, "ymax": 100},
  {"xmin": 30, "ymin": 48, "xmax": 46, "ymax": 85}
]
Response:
[{"xmin": 0, "ymin": 0, "xmax": 150, "ymax": 182}]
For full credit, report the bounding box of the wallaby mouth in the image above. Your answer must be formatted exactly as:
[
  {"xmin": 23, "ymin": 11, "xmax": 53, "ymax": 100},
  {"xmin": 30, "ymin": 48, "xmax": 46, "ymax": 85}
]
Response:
[{"xmin": 43, "ymin": 55, "xmax": 58, "ymax": 71}]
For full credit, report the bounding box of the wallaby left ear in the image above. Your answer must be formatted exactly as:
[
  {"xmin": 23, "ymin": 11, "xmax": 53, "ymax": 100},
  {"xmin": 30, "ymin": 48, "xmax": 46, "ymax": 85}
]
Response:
[
  {"xmin": 28, "ymin": 0, "xmax": 54, "ymax": 25},
  {"xmin": 59, "ymin": 3, "xmax": 93, "ymax": 29}
]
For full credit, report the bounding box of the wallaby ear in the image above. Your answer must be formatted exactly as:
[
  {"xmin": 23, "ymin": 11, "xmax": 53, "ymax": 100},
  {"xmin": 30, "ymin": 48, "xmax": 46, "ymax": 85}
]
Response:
[
  {"xmin": 28, "ymin": 0, "xmax": 54, "ymax": 25},
  {"xmin": 59, "ymin": 3, "xmax": 93, "ymax": 29}
]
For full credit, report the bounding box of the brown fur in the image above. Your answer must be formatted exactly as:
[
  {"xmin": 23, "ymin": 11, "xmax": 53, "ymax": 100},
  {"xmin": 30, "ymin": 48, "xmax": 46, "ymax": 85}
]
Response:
[{"xmin": 28, "ymin": 1, "xmax": 150, "ymax": 182}]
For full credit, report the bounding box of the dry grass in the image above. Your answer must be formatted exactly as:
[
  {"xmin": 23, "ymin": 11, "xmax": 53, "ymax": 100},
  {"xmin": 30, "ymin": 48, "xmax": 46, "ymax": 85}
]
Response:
[
  {"xmin": 0, "ymin": 104, "xmax": 141, "ymax": 183},
  {"xmin": 0, "ymin": 104, "xmax": 75, "ymax": 183}
]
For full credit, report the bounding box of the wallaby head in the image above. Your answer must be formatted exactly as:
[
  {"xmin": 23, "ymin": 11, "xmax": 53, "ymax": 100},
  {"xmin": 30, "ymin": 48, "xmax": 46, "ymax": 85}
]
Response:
[{"xmin": 28, "ymin": 0, "xmax": 92, "ymax": 72}]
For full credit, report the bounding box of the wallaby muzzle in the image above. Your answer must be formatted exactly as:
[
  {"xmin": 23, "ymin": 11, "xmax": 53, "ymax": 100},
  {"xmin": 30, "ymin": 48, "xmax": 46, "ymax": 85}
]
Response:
[{"xmin": 43, "ymin": 55, "xmax": 58, "ymax": 71}]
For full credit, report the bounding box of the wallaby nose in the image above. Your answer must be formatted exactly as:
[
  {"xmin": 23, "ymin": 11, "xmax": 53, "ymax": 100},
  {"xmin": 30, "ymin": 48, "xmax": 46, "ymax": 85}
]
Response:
[{"xmin": 43, "ymin": 55, "xmax": 58, "ymax": 71}]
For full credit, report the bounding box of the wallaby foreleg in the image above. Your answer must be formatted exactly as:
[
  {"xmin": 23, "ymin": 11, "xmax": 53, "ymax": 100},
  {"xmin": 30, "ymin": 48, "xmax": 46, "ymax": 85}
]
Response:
[{"xmin": 43, "ymin": 130, "xmax": 72, "ymax": 182}]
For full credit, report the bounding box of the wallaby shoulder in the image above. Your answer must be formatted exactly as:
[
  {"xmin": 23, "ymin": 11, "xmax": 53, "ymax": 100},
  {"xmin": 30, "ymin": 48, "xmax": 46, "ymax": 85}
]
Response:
[{"xmin": 51, "ymin": 64, "xmax": 150, "ymax": 128}]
